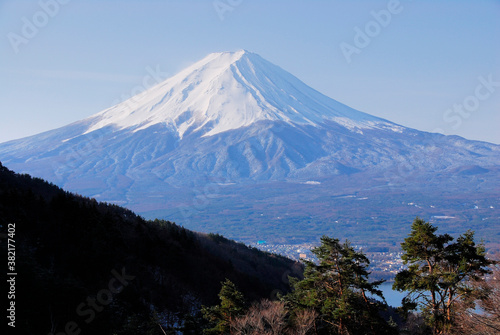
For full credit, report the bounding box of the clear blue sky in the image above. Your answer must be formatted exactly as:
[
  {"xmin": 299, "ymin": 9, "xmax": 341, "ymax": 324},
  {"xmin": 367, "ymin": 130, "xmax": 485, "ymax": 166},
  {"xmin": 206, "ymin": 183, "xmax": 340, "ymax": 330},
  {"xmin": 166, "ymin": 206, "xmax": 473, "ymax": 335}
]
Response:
[{"xmin": 1, "ymin": 0, "xmax": 499, "ymax": 144}]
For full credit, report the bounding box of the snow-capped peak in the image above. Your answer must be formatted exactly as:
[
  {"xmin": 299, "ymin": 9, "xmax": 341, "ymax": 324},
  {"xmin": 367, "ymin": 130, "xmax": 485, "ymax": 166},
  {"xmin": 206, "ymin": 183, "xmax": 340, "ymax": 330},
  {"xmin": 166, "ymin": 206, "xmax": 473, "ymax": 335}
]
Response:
[{"xmin": 83, "ymin": 50, "xmax": 395, "ymax": 138}]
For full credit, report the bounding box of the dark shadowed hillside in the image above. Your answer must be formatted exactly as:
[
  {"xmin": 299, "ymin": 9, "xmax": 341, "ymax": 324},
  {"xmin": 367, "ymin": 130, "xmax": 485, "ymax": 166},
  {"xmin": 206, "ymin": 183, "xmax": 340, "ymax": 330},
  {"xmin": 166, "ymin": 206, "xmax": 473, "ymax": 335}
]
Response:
[{"xmin": 0, "ymin": 162, "xmax": 300, "ymax": 334}]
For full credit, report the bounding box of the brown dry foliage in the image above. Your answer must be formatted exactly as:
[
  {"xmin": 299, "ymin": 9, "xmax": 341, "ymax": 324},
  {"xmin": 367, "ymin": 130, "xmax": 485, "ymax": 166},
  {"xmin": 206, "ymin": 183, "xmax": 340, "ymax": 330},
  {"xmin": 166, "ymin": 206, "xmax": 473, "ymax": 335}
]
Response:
[
  {"xmin": 230, "ymin": 299, "xmax": 317, "ymax": 335},
  {"xmin": 452, "ymin": 255, "xmax": 500, "ymax": 335},
  {"xmin": 291, "ymin": 309, "xmax": 318, "ymax": 335}
]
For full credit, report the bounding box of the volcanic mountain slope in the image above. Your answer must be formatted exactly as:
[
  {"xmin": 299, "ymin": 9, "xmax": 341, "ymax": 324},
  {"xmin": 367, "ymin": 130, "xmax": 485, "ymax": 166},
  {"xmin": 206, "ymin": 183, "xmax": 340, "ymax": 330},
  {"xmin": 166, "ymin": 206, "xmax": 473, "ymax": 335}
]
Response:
[{"xmin": 0, "ymin": 50, "xmax": 499, "ymax": 244}]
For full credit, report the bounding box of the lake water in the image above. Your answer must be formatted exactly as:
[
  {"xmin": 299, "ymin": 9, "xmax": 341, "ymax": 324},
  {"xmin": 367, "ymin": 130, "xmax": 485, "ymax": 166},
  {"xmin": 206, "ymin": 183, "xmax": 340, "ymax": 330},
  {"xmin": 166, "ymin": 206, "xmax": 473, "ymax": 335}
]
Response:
[{"xmin": 375, "ymin": 282, "xmax": 406, "ymax": 307}]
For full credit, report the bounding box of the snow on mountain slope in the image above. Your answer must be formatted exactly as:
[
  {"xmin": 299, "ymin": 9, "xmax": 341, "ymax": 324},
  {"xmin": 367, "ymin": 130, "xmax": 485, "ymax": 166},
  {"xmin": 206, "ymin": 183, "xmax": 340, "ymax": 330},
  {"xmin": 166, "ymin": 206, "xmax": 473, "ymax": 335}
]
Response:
[
  {"xmin": 0, "ymin": 50, "xmax": 498, "ymax": 209},
  {"xmin": 82, "ymin": 50, "xmax": 399, "ymax": 139},
  {"xmin": 1, "ymin": 50, "xmax": 499, "ymax": 246}
]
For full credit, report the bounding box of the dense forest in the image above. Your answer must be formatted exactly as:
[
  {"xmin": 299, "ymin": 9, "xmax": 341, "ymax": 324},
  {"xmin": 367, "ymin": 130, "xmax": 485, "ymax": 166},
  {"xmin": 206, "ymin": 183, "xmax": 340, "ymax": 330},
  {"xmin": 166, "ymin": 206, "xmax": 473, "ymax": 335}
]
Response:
[
  {"xmin": 0, "ymin": 162, "xmax": 299, "ymax": 334},
  {"xmin": 1, "ymin": 161, "xmax": 498, "ymax": 335}
]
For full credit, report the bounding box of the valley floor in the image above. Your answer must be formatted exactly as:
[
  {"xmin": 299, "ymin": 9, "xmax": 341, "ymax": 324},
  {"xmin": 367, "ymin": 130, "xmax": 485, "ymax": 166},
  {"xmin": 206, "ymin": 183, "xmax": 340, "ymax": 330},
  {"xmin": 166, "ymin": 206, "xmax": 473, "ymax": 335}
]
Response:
[{"xmin": 251, "ymin": 242, "xmax": 405, "ymax": 281}]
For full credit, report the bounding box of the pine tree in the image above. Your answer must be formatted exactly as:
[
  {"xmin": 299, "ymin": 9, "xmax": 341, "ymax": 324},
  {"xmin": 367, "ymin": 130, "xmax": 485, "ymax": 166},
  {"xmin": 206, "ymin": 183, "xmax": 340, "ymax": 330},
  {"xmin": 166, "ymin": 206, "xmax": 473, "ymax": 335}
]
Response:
[
  {"xmin": 393, "ymin": 217, "xmax": 492, "ymax": 334},
  {"xmin": 286, "ymin": 236, "xmax": 394, "ymax": 334},
  {"xmin": 201, "ymin": 279, "xmax": 246, "ymax": 334}
]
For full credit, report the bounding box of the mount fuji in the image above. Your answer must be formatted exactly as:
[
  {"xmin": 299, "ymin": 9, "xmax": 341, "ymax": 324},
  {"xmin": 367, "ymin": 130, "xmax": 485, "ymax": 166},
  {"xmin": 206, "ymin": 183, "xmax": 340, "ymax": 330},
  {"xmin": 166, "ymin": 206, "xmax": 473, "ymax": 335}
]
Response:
[{"xmin": 1, "ymin": 50, "xmax": 499, "ymax": 245}]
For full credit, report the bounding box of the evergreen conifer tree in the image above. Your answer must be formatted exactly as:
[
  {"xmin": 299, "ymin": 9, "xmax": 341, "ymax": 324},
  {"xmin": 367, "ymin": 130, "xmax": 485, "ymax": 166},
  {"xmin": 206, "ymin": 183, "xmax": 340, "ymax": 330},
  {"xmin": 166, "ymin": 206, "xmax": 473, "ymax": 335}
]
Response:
[
  {"xmin": 393, "ymin": 217, "xmax": 492, "ymax": 334},
  {"xmin": 202, "ymin": 279, "xmax": 246, "ymax": 334},
  {"xmin": 286, "ymin": 236, "xmax": 395, "ymax": 334}
]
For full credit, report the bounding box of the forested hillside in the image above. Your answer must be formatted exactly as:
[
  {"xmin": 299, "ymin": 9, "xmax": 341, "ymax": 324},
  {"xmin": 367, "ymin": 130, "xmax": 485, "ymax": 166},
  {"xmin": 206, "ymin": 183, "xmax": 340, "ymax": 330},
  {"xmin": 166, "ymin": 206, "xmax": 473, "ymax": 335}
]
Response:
[{"xmin": 0, "ymin": 162, "xmax": 299, "ymax": 334}]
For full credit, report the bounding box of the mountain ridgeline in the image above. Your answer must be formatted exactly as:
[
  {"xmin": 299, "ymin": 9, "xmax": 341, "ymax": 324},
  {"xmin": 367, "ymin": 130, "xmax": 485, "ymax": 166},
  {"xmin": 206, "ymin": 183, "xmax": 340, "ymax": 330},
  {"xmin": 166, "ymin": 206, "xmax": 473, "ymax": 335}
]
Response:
[
  {"xmin": 0, "ymin": 50, "xmax": 499, "ymax": 246},
  {"xmin": 0, "ymin": 162, "xmax": 299, "ymax": 334}
]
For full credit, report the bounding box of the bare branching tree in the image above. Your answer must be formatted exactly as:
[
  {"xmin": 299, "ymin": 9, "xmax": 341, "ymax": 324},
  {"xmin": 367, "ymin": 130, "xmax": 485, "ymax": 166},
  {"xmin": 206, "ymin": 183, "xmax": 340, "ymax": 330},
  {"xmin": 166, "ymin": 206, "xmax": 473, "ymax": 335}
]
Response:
[
  {"xmin": 230, "ymin": 299, "xmax": 318, "ymax": 335},
  {"xmin": 453, "ymin": 256, "xmax": 500, "ymax": 335},
  {"xmin": 291, "ymin": 309, "xmax": 317, "ymax": 335},
  {"xmin": 230, "ymin": 300, "xmax": 286, "ymax": 335}
]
